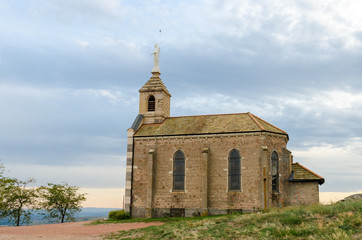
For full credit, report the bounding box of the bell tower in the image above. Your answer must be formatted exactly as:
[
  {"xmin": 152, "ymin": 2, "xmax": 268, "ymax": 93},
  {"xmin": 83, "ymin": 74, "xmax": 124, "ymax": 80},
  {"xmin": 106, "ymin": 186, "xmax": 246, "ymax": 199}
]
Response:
[{"xmin": 139, "ymin": 44, "xmax": 171, "ymax": 124}]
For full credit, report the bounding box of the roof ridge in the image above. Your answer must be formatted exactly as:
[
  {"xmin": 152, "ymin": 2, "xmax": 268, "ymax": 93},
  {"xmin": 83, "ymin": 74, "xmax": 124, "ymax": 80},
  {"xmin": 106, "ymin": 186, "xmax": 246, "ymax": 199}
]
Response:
[
  {"xmin": 252, "ymin": 114, "xmax": 287, "ymax": 134},
  {"xmin": 248, "ymin": 112, "xmax": 265, "ymax": 131},
  {"xmin": 135, "ymin": 113, "xmax": 289, "ymax": 137},
  {"xmin": 138, "ymin": 122, "xmax": 164, "ymax": 126},
  {"xmin": 167, "ymin": 112, "xmax": 249, "ymax": 119},
  {"xmin": 293, "ymin": 162, "xmax": 324, "ymax": 180}
]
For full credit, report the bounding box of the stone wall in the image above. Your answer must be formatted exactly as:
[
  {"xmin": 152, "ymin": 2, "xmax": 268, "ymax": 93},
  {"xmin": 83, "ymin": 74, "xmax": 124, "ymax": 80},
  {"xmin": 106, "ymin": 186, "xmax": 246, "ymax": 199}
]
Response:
[
  {"xmin": 286, "ymin": 182, "xmax": 320, "ymax": 205},
  {"xmin": 131, "ymin": 132, "xmax": 289, "ymax": 217},
  {"xmin": 139, "ymin": 91, "xmax": 170, "ymax": 124},
  {"xmin": 259, "ymin": 136, "xmax": 292, "ymax": 209},
  {"xmin": 124, "ymin": 128, "xmax": 135, "ymax": 213}
]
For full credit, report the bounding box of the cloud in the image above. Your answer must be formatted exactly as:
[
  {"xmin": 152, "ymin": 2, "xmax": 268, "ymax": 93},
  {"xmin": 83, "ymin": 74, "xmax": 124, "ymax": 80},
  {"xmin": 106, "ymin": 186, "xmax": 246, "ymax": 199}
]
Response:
[
  {"xmin": 31, "ymin": 0, "xmax": 125, "ymax": 24},
  {"xmin": 172, "ymin": 89, "xmax": 362, "ymax": 141},
  {"xmin": 204, "ymin": 0, "xmax": 362, "ymax": 52},
  {"xmin": 2, "ymin": 0, "xmax": 362, "ymax": 93},
  {"xmin": 0, "ymin": 41, "xmax": 149, "ymax": 88},
  {"xmin": 293, "ymin": 139, "xmax": 362, "ymax": 192},
  {"xmin": 0, "ymin": 84, "xmax": 136, "ymax": 166},
  {"xmin": 75, "ymin": 40, "xmax": 90, "ymax": 48}
]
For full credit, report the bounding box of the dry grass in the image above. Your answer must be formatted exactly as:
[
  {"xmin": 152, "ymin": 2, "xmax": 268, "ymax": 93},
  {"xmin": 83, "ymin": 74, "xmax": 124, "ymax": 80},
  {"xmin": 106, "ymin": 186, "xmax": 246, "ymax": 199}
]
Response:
[{"xmin": 98, "ymin": 200, "xmax": 362, "ymax": 239}]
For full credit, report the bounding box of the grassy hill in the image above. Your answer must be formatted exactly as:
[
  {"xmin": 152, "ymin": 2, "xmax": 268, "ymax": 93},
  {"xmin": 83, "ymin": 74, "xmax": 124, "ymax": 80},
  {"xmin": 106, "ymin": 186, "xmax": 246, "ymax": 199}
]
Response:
[{"xmin": 97, "ymin": 199, "xmax": 361, "ymax": 239}]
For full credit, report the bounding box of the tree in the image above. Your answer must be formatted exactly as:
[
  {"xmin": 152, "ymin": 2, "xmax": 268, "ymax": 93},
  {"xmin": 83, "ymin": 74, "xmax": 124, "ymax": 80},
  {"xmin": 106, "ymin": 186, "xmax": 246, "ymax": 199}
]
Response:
[
  {"xmin": 0, "ymin": 160, "xmax": 4, "ymax": 177},
  {"xmin": 38, "ymin": 183, "xmax": 86, "ymax": 223},
  {"xmin": 0, "ymin": 177, "xmax": 37, "ymax": 226},
  {"xmin": 0, "ymin": 161, "xmax": 7, "ymax": 217}
]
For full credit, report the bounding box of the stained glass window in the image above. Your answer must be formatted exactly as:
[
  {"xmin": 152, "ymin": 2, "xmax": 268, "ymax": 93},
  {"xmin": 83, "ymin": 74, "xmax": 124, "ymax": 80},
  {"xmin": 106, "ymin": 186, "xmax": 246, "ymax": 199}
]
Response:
[
  {"xmin": 271, "ymin": 151, "xmax": 279, "ymax": 192},
  {"xmin": 173, "ymin": 150, "xmax": 185, "ymax": 191},
  {"xmin": 228, "ymin": 149, "xmax": 241, "ymax": 191}
]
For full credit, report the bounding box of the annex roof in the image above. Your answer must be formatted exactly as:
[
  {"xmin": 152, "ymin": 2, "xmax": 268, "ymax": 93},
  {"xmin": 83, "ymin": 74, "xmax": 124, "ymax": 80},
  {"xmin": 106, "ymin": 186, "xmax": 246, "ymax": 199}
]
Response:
[
  {"xmin": 289, "ymin": 162, "xmax": 324, "ymax": 184},
  {"xmin": 134, "ymin": 112, "xmax": 288, "ymax": 138}
]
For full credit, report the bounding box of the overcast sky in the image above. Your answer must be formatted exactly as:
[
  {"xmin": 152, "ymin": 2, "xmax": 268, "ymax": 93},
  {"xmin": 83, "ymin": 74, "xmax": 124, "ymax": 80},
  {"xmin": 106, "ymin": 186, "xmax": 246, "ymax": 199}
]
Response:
[{"xmin": 1, "ymin": 0, "xmax": 361, "ymax": 207}]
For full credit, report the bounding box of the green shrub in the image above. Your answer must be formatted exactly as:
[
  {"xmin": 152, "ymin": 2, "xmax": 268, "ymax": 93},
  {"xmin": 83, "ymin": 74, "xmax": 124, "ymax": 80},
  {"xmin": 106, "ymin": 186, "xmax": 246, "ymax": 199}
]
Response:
[{"xmin": 108, "ymin": 210, "xmax": 131, "ymax": 220}]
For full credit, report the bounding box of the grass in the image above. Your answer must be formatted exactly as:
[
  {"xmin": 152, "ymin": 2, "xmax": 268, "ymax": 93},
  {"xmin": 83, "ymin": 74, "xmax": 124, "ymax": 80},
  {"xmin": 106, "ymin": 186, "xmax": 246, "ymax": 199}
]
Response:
[{"xmin": 93, "ymin": 199, "xmax": 362, "ymax": 239}]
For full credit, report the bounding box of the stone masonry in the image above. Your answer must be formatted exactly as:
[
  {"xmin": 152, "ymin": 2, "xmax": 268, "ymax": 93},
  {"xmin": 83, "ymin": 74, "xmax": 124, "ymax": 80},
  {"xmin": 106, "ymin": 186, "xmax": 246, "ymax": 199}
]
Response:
[{"xmin": 131, "ymin": 132, "xmax": 292, "ymax": 217}]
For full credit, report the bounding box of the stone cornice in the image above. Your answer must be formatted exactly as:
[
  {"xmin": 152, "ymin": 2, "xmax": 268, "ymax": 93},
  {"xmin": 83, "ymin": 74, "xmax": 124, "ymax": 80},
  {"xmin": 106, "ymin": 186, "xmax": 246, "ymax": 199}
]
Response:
[{"xmin": 134, "ymin": 131, "xmax": 288, "ymax": 142}]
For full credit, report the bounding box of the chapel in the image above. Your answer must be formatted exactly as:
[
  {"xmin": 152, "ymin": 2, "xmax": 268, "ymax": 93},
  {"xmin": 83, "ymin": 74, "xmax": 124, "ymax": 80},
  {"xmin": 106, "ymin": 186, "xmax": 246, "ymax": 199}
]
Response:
[{"xmin": 124, "ymin": 45, "xmax": 324, "ymax": 218}]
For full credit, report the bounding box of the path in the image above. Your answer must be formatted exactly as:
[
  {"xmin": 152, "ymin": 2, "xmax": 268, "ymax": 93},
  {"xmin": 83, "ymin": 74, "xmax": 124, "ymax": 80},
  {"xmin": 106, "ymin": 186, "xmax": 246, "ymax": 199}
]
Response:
[{"xmin": 0, "ymin": 221, "xmax": 163, "ymax": 240}]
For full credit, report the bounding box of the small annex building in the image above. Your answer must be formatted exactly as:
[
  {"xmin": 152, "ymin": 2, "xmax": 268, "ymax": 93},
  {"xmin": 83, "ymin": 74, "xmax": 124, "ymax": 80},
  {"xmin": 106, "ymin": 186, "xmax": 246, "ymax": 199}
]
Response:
[{"xmin": 124, "ymin": 47, "xmax": 324, "ymax": 218}]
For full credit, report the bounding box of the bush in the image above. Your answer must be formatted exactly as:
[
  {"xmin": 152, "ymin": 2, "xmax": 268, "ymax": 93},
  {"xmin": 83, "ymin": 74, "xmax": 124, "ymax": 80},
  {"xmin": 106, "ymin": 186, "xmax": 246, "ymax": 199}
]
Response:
[{"xmin": 108, "ymin": 210, "xmax": 131, "ymax": 220}]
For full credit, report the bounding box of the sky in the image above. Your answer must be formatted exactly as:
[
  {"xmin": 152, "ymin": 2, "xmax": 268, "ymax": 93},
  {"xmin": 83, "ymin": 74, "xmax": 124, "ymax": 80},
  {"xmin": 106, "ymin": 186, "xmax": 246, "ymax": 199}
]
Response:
[{"xmin": 0, "ymin": 0, "xmax": 362, "ymax": 207}]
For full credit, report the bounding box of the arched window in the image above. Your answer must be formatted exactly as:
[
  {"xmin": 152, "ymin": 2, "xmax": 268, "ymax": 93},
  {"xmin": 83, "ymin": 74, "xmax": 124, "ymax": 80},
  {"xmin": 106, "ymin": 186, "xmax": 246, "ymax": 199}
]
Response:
[
  {"xmin": 271, "ymin": 151, "xmax": 279, "ymax": 192},
  {"xmin": 148, "ymin": 95, "xmax": 155, "ymax": 112},
  {"xmin": 173, "ymin": 150, "xmax": 185, "ymax": 191},
  {"xmin": 228, "ymin": 149, "xmax": 241, "ymax": 191}
]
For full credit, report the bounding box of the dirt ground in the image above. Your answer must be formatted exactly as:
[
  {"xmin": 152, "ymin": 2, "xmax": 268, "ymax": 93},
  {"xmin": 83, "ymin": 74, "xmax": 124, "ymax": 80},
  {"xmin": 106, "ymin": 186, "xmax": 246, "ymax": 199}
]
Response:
[{"xmin": 0, "ymin": 221, "xmax": 164, "ymax": 240}]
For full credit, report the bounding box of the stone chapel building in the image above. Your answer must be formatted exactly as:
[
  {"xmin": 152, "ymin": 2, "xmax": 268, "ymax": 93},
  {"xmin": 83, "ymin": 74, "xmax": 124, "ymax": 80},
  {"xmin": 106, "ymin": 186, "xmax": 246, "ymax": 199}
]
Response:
[{"xmin": 124, "ymin": 47, "xmax": 324, "ymax": 218}]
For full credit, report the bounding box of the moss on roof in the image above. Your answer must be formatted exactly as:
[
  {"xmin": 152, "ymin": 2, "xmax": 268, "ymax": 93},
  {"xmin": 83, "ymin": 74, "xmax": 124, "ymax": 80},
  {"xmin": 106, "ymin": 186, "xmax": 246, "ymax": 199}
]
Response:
[
  {"xmin": 134, "ymin": 112, "xmax": 287, "ymax": 137},
  {"xmin": 290, "ymin": 162, "xmax": 324, "ymax": 184}
]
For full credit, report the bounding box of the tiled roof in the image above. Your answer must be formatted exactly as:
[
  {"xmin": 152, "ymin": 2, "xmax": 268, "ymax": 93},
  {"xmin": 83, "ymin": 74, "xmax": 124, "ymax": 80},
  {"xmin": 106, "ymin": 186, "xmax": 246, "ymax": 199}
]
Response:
[
  {"xmin": 134, "ymin": 112, "xmax": 288, "ymax": 137},
  {"xmin": 289, "ymin": 162, "xmax": 324, "ymax": 184}
]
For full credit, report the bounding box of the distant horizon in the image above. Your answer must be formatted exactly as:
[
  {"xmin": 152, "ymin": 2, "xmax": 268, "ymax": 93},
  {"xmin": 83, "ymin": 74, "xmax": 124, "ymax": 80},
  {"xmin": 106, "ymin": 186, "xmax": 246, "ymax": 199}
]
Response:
[
  {"xmin": 0, "ymin": 207, "xmax": 120, "ymax": 226},
  {"xmin": 78, "ymin": 188, "xmax": 362, "ymax": 208}
]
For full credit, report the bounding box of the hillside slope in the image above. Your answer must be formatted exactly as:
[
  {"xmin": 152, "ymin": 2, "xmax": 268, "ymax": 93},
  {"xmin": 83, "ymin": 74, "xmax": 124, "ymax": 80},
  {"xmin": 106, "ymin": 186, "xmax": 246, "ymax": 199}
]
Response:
[{"xmin": 103, "ymin": 200, "xmax": 362, "ymax": 239}]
